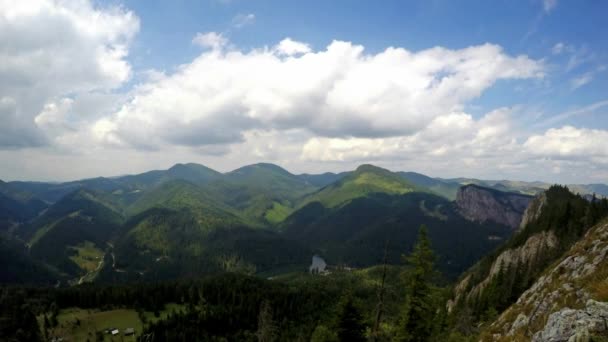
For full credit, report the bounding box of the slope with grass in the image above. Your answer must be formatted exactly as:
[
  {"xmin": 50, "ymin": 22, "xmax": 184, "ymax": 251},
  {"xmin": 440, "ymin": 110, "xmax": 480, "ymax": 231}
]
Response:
[
  {"xmin": 21, "ymin": 189, "xmax": 124, "ymax": 278},
  {"xmin": 481, "ymin": 218, "xmax": 608, "ymax": 341},
  {"xmin": 298, "ymin": 164, "xmax": 423, "ymax": 209}
]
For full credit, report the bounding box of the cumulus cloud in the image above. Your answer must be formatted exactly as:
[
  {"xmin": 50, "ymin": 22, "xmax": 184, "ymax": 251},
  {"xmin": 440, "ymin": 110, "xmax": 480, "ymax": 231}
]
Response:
[
  {"xmin": 0, "ymin": 0, "xmax": 139, "ymax": 148},
  {"xmin": 192, "ymin": 32, "xmax": 228, "ymax": 50},
  {"xmin": 274, "ymin": 38, "xmax": 312, "ymax": 56},
  {"xmin": 94, "ymin": 35, "xmax": 543, "ymax": 150},
  {"xmin": 524, "ymin": 126, "xmax": 608, "ymax": 160},
  {"xmin": 301, "ymin": 108, "xmax": 517, "ymax": 162}
]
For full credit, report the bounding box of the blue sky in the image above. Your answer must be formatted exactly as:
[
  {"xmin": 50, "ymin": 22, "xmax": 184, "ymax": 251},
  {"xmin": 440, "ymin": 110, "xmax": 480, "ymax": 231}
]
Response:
[{"xmin": 0, "ymin": 0, "xmax": 607, "ymax": 183}]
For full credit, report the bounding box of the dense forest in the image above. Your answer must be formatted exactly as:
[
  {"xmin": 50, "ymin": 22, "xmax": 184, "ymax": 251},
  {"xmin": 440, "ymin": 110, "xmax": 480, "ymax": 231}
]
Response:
[{"xmin": 1, "ymin": 225, "xmax": 462, "ymax": 342}]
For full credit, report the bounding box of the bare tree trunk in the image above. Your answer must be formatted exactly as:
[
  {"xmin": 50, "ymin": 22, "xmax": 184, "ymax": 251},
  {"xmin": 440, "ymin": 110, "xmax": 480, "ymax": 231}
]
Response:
[{"xmin": 371, "ymin": 239, "xmax": 389, "ymax": 341}]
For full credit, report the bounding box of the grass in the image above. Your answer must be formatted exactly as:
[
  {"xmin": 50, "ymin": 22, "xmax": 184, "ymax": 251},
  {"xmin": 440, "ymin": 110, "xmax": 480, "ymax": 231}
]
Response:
[
  {"xmin": 264, "ymin": 201, "xmax": 292, "ymax": 224},
  {"xmin": 69, "ymin": 241, "xmax": 104, "ymax": 272},
  {"xmin": 39, "ymin": 304, "xmax": 186, "ymax": 341}
]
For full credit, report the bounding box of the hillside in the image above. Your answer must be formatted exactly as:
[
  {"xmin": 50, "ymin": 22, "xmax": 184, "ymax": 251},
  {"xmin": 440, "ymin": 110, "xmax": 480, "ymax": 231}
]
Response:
[
  {"xmin": 207, "ymin": 163, "xmax": 318, "ymax": 223},
  {"xmin": 21, "ymin": 189, "xmax": 124, "ymax": 278},
  {"xmin": 482, "ymin": 218, "xmax": 608, "ymax": 341},
  {"xmin": 101, "ymin": 207, "xmax": 310, "ymax": 282},
  {"xmin": 0, "ymin": 234, "xmax": 59, "ymax": 285},
  {"xmin": 299, "ymin": 164, "xmax": 422, "ymax": 209},
  {"xmin": 283, "ymin": 191, "xmax": 513, "ymax": 278},
  {"xmin": 448, "ymin": 185, "xmax": 608, "ymax": 330},
  {"xmin": 398, "ymin": 171, "xmax": 461, "ymax": 200},
  {"xmin": 126, "ymin": 179, "xmax": 244, "ymax": 227}
]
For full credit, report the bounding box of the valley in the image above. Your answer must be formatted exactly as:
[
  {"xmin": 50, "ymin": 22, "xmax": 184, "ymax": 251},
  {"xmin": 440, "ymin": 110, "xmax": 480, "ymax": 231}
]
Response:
[{"xmin": 1, "ymin": 162, "xmax": 608, "ymax": 341}]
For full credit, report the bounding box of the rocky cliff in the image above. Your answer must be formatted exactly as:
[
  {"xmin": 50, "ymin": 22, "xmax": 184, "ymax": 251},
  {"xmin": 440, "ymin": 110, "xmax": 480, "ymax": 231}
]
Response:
[
  {"xmin": 449, "ymin": 186, "xmax": 607, "ymax": 320},
  {"xmin": 455, "ymin": 184, "xmax": 533, "ymax": 229},
  {"xmin": 481, "ymin": 218, "xmax": 608, "ymax": 341}
]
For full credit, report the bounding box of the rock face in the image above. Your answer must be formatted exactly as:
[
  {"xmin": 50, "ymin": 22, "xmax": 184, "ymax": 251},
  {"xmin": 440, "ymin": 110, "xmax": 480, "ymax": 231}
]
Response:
[
  {"xmin": 520, "ymin": 192, "xmax": 547, "ymax": 230},
  {"xmin": 532, "ymin": 300, "xmax": 608, "ymax": 342},
  {"xmin": 451, "ymin": 230, "xmax": 558, "ymax": 308},
  {"xmin": 455, "ymin": 184, "xmax": 532, "ymax": 229},
  {"xmin": 483, "ymin": 219, "xmax": 608, "ymax": 341}
]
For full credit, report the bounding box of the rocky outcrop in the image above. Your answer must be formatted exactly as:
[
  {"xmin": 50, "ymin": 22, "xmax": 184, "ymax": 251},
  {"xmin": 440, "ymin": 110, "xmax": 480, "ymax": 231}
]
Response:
[
  {"xmin": 452, "ymin": 230, "xmax": 558, "ymax": 307},
  {"xmin": 531, "ymin": 300, "xmax": 608, "ymax": 342},
  {"xmin": 520, "ymin": 192, "xmax": 547, "ymax": 230},
  {"xmin": 482, "ymin": 219, "xmax": 608, "ymax": 341},
  {"xmin": 456, "ymin": 184, "xmax": 532, "ymax": 229}
]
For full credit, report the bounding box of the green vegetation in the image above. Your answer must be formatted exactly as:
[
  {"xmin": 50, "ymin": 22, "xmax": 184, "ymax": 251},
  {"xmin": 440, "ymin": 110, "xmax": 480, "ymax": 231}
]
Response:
[
  {"xmin": 264, "ymin": 201, "xmax": 292, "ymax": 223},
  {"xmin": 68, "ymin": 241, "xmax": 104, "ymax": 273},
  {"xmin": 300, "ymin": 164, "xmax": 422, "ymax": 208},
  {"xmin": 283, "ymin": 192, "xmax": 511, "ymax": 279}
]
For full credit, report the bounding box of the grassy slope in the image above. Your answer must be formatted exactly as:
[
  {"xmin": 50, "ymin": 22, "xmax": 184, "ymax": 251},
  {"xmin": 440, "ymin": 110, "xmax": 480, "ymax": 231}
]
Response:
[
  {"xmin": 40, "ymin": 304, "xmax": 186, "ymax": 341},
  {"xmin": 298, "ymin": 164, "xmax": 424, "ymax": 209}
]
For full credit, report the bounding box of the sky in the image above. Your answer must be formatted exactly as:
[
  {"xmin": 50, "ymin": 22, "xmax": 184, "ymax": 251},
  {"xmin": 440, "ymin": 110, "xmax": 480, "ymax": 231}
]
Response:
[{"xmin": 0, "ymin": 0, "xmax": 607, "ymax": 183}]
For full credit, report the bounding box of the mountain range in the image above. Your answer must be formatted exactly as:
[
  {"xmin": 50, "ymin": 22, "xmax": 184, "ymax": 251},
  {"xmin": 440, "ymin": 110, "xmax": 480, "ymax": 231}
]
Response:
[{"xmin": 1, "ymin": 162, "xmax": 606, "ymax": 286}]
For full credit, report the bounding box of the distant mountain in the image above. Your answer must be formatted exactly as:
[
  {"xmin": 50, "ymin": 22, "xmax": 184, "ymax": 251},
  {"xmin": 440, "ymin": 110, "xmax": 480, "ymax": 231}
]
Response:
[
  {"xmin": 299, "ymin": 164, "xmax": 423, "ymax": 209},
  {"xmin": 208, "ymin": 163, "xmax": 317, "ymax": 224},
  {"xmin": 397, "ymin": 171, "xmax": 461, "ymax": 200},
  {"xmin": 21, "ymin": 189, "xmax": 124, "ymax": 278},
  {"xmin": 298, "ymin": 171, "xmax": 351, "ymax": 187},
  {"xmin": 455, "ymin": 184, "xmax": 533, "ymax": 229},
  {"xmin": 127, "ymin": 179, "xmax": 246, "ymax": 229}
]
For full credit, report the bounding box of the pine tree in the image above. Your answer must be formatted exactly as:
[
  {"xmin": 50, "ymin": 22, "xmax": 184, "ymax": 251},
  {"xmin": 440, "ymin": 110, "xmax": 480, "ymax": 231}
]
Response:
[
  {"xmin": 256, "ymin": 300, "xmax": 278, "ymax": 342},
  {"xmin": 398, "ymin": 225, "xmax": 437, "ymax": 342},
  {"xmin": 335, "ymin": 295, "xmax": 366, "ymax": 342}
]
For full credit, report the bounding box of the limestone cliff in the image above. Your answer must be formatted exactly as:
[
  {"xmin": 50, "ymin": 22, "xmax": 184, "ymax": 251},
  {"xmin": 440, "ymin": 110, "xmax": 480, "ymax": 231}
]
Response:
[
  {"xmin": 455, "ymin": 184, "xmax": 532, "ymax": 229},
  {"xmin": 481, "ymin": 219, "xmax": 608, "ymax": 341}
]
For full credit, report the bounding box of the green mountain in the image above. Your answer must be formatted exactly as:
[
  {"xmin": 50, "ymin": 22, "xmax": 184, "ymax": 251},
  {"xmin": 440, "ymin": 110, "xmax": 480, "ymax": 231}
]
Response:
[
  {"xmin": 299, "ymin": 164, "xmax": 423, "ymax": 209},
  {"xmin": 21, "ymin": 189, "xmax": 124, "ymax": 278},
  {"xmin": 298, "ymin": 171, "xmax": 351, "ymax": 187},
  {"xmin": 102, "ymin": 207, "xmax": 310, "ymax": 282},
  {"xmin": 283, "ymin": 191, "xmax": 513, "ymax": 278},
  {"xmin": 397, "ymin": 171, "xmax": 461, "ymax": 200},
  {"xmin": 127, "ymin": 179, "xmax": 246, "ymax": 229},
  {"xmin": 207, "ymin": 163, "xmax": 318, "ymax": 224}
]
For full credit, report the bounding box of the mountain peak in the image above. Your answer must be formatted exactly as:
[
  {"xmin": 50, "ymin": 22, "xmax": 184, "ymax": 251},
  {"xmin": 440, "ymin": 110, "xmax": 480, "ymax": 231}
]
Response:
[
  {"xmin": 228, "ymin": 163, "xmax": 295, "ymax": 177},
  {"xmin": 354, "ymin": 164, "xmax": 389, "ymax": 174}
]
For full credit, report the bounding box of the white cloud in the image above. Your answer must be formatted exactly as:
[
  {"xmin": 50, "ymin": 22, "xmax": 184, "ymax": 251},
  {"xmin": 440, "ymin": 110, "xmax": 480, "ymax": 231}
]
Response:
[
  {"xmin": 525, "ymin": 126, "xmax": 608, "ymax": 160},
  {"xmin": 0, "ymin": 0, "xmax": 139, "ymax": 148},
  {"xmin": 232, "ymin": 13, "xmax": 255, "ymax": 28},
  {"xmin": 274, "ymin": 38, "xmax": 312, "ymax": 56},
  {"xmin": 192, "ymin": 32, "xmax": 227, "ymax": 50},
  {"xmin": 301, "ymin": 108, "xmax": 517, "ymax": 162},
  {"xmin": 94, "ymin": 36, "xmax": 543, "ymax": 151}
]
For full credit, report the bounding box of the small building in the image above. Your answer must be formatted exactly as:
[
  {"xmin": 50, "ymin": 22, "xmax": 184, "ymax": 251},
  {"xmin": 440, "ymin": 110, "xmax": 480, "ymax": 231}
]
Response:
[
  {"xmin": 111, "ymin": 329, "xmax": 119, "ymax": 336},
  {"xmin": 309, "ymin": 255, "xmax": 327, "ymax": 274},
  {"xmin": 124, "ymin": 328, "xmax": 135, "ymax": 336}
]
